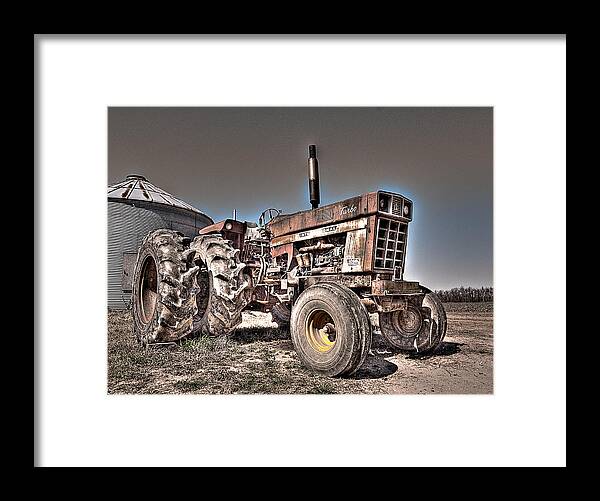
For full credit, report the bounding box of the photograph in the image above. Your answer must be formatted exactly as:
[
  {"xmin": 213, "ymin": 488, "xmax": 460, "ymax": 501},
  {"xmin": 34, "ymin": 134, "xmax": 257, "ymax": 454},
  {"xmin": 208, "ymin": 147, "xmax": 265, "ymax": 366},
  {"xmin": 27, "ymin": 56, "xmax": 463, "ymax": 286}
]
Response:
[
  {"xmin": 107, "ymin": 107, "xmax": 493, "ymax": 395},
  {"xmin": 36, "ymin": 35, "xmax": 565, "ymax": 467}
]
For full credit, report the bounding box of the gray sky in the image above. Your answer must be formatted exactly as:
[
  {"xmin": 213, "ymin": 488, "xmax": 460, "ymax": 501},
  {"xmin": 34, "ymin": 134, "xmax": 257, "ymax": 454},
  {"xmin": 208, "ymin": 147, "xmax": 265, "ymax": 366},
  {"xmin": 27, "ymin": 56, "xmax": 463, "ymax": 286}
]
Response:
[{"xmin": 108, "ymin": 107, "xmax": 492, "ymax": 290}]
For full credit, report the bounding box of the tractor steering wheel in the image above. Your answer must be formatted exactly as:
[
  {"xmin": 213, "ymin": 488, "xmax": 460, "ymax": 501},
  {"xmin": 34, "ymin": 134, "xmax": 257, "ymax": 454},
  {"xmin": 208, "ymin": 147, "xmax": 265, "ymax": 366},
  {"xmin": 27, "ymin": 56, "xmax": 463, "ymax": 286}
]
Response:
[{"xmin": 258, "ymin": 208, "xmax": 281, "ymax": 227}]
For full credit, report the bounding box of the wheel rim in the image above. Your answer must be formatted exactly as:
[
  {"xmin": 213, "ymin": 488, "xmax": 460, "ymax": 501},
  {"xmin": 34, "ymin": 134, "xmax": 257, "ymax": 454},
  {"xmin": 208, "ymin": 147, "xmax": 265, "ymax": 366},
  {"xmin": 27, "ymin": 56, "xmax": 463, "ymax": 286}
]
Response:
[
  {"xmin": 305, "ymin": 310, "xmax": 337, "ymax": 353},
  {"xmin": 391, "ymin": 306, "xmax": 423, "ymax": 336},
  {"xmin": 139, "ymin": 256, "xmax": 158, "ymax": 324}
]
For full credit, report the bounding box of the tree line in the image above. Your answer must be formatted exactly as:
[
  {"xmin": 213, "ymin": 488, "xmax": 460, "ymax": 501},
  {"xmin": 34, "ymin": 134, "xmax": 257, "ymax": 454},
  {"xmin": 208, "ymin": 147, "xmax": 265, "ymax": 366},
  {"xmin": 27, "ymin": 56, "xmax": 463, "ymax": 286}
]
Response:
[{"xmin": 434, "ymin": 286, "xmax": 493, "ymax": 302}]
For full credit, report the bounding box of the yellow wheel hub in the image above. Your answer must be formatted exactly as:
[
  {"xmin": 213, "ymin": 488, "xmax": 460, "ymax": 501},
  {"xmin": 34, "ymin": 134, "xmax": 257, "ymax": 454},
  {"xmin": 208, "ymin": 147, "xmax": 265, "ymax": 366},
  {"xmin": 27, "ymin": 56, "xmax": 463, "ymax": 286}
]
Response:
[{"xmin": 306, "ymin": 310, "xmax": 337, "ymax": 353}]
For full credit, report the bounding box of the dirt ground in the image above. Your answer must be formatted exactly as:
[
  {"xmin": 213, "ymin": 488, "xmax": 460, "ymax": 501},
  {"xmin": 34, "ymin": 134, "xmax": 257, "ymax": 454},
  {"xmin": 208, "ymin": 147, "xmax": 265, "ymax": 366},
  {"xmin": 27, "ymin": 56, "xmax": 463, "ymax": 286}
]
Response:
[{"xmin": 108, "ymin": 302, "xmax": 493, "ymax": 394}]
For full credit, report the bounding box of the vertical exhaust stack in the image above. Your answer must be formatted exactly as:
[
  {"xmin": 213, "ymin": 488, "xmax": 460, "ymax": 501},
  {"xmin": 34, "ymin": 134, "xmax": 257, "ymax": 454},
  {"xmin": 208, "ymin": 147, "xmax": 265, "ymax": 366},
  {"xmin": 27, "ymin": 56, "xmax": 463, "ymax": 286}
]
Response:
[{"xmin": 308, "ymin": 144, "xmax": 320, "ymax": 209}]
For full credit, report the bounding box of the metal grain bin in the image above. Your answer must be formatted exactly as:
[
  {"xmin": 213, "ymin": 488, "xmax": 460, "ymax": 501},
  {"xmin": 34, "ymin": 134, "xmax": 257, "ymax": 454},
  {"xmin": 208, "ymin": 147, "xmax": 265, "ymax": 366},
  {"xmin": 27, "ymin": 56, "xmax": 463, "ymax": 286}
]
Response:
[{"xmin": 107, "ymin": 174, "xmax": 213, "ymax": 310}]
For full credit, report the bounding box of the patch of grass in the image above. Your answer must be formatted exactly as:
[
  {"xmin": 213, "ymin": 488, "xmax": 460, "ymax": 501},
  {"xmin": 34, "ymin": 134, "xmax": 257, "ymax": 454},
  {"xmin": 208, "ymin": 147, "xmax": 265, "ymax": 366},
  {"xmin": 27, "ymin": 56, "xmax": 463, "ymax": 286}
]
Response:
[
  {"xmin": 181, "ymin": 335, "xmax": 222, "ymax": 352},
  {"xmin": 227, "ymin": 369, "xmax": 299, "ymax": 394},
  {"xmin": 174, "ymin": 379, "xmax": 210, "ymax": 392},
  {"xmin": 124, "ymin": 351, "xmax": 150, "ymax": 365},
  {"xmin": 108, "ymin": 310, "xmax": 363, "ymax": 394},
  {"xmin": 310, "ymin": 381, "xmax": 338, "ymax": 394}
]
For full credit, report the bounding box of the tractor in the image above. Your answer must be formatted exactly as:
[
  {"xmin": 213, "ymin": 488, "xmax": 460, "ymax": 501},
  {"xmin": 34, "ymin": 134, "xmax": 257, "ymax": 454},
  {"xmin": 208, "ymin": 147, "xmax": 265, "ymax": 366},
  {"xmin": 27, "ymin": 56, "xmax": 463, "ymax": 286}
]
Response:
[{"xmin": 132, "ymin": 145, "xmax": 446, "ymax": 377}]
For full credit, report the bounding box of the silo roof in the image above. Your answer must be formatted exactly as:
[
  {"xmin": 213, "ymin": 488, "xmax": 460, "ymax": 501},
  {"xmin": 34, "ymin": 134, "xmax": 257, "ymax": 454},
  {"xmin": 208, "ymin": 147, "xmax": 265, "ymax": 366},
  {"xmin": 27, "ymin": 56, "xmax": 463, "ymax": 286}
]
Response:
[{"xmin": 108, "ymin": 174, "xmax": 209, "ymax": 217}]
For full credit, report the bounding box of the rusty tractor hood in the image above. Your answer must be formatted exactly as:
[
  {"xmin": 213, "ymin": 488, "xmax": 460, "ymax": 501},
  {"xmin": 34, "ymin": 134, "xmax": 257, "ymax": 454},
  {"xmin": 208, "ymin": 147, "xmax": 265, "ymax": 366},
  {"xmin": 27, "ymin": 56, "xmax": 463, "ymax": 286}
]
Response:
[{"xmin": 266, "ymin": 191, "xmax": 411, "ymax": 239}]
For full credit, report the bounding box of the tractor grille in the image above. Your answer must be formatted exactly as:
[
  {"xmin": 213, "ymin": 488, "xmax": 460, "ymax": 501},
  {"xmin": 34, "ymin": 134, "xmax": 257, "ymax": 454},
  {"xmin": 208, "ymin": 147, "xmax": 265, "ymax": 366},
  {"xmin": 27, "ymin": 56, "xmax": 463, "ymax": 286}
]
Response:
[
  {"xmin": 391, "ymin": 195, "xmax": 403, "ymax": 216},
  {"xmin": 374, "ymin": 217, "xmax": 408, "ymax": 270},
  {"xmin": 391, "ymin": 194, "xmax": 412, "ymax": 218}
]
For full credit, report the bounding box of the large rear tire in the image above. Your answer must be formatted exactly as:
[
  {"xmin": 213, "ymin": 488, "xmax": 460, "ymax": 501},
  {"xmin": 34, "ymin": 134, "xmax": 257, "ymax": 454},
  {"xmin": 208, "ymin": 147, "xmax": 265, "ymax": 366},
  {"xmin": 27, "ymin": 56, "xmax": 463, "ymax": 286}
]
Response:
[
  {"xmin": 290, "ymin": 283, "xmax": 372, "ymax": 377},
  {"xmin": 189, "ymin": 234, "xmax": 253, "ymax": 337},
  {"xmin": 379, "ymin": 287, "xmax": 447, "ymax": 354},
  {"xmin": 132, "ymin": 230, "xmax": 253, "ymax": 345},
  {"xmin": 132, "ymin": 230, "xmax": 199, "ymax": 345}
]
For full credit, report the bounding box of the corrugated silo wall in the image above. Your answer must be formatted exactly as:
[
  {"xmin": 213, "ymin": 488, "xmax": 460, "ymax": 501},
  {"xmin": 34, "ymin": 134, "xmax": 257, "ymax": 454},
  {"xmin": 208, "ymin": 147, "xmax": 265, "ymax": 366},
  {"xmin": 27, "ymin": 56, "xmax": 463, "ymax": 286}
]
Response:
[{"xmin": 108, "ymin": 201, "xmax": 212, "ymax": 310}]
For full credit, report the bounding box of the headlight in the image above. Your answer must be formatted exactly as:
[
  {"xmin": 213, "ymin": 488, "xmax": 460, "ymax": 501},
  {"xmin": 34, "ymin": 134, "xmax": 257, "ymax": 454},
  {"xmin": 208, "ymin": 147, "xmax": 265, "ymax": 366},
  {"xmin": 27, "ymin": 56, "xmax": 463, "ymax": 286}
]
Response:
[
  {"xmin": 225, "ymin": 222, "xmax": 233, "ymax": 230},
  {"xmin": 378, "ymin": 193, "xmax": 391, "ymax": 212}
]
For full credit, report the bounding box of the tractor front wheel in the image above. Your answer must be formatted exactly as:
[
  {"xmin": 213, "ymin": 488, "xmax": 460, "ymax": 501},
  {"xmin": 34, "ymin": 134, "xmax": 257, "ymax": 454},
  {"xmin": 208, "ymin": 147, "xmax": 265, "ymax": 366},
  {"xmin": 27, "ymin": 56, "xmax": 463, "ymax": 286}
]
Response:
[
  {"xmin": 290, "ymin": 283, "xmax": 372, "ymax": 377},
  {"xmin": 379, "ymin": 288, "xmax": 447, "ymax": 354}
]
